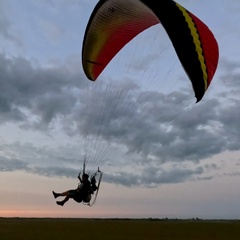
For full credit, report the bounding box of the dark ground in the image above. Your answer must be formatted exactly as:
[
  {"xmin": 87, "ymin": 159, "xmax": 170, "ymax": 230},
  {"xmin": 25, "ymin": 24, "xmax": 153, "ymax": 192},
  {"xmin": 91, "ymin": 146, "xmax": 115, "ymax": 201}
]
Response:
[{"xmin": 1, "ymin": 218, "xmax": 240, "ymax": 240}]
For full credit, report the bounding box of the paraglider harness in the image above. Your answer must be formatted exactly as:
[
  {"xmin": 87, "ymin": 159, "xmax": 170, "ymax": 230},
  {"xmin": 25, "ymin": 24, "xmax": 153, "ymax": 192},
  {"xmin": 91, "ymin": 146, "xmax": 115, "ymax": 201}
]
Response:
[{"xmin": 78, "ymin": 166, "xmax": 103, "ymax": 207}]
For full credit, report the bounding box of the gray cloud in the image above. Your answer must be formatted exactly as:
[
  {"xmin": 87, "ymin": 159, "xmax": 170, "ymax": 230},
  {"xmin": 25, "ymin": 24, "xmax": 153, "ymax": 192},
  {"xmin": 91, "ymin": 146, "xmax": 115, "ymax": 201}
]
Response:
[
  {"xmin": 0, "ymin": 54, "xmax": 84, "ymax": 127},
  {"xmin": 0, "ymin": 53, "xmax": 240, "ymax": 187},
  {"xmin": 103, "ymin": 165, "xmax": 205, "ymax": 187},
  {"xmin": 0, "ymin": 157, "xmax": 29, "ymax": 172}
]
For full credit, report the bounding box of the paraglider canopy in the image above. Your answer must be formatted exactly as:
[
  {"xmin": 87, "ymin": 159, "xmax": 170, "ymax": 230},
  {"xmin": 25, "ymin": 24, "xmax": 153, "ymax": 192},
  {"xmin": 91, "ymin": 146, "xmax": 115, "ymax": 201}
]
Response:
[{"xmin": 82, "ymin": 0, "xmax": 219, "ymax": 102}]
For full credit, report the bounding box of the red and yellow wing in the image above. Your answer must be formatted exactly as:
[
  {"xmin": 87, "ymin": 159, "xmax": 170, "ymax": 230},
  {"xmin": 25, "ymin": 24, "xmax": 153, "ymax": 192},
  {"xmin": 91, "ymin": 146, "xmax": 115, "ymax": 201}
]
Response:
[{"xmin": 82, "ymin": 0, "xmax": 219, "ymax": 102}]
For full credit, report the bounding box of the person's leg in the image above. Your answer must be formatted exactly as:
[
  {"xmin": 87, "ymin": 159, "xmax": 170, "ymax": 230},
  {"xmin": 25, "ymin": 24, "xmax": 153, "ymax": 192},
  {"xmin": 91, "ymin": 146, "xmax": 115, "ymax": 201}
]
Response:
[{"xmin": 54, "ymin": 190, "xmax": 76, "ymax": 206}]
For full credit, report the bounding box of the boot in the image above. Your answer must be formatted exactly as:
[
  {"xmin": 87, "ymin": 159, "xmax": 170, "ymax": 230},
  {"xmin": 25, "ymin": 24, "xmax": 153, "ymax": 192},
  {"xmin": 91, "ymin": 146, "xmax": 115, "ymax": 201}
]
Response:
[
  {"xmin": 52, "ymin": 191, "xmax": 60, "ymax": 199},
  {"xmin": 56, "ymin": 201, "xmax": 64, "ymax": 206}
]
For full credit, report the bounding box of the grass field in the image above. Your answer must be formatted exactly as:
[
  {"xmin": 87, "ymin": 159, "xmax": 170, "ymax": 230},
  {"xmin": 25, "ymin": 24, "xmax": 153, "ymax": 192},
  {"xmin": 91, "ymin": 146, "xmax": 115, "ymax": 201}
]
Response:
[{"xmin": 0, "ymin": 218, "xmax": 240, "ymax": 240}]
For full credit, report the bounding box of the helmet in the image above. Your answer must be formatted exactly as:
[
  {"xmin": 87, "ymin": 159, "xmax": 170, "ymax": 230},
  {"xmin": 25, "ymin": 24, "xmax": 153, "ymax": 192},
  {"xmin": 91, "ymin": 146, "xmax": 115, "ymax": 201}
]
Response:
[{"xmin": 82, "ymin": 173, "xmax": 89, "ymax": 179}]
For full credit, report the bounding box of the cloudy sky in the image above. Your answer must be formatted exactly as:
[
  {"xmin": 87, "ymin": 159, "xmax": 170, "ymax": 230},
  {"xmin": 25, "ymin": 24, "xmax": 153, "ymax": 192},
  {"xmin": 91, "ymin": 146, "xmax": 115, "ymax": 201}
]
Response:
[{"xmin": 1, "ymin": 0, "xmax": 240, "ymax": 219}]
